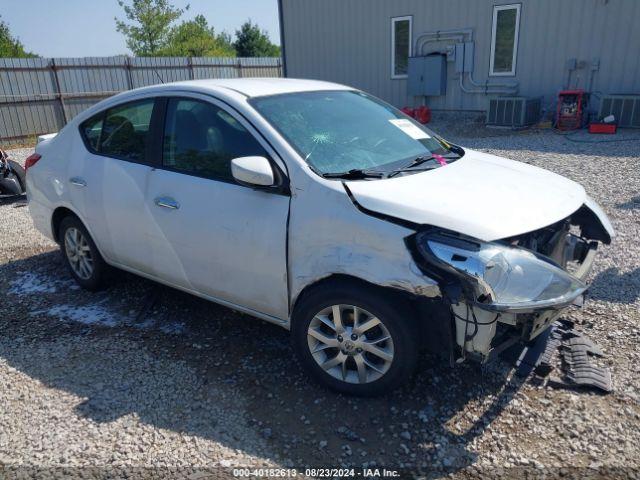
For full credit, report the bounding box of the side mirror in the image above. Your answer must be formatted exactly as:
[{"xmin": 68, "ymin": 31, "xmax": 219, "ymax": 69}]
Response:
[{"xmin": 231, "ymin": 156, "xmax": 275, "ymax": 187}]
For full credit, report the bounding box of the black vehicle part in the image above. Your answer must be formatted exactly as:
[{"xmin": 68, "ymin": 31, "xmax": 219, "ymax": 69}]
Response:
[
  {"xmin": 414, "ymin": 295, "xmax": 456, "ymax": 363},
  {"xmin": 518, "ymin": 319, "xmax": 612, "ymax": 393},
  {"xmin": 513, "ymin": 324, "xmax": 560, "ymax": 378},
  {"xmin": 0, "ymin": 150, "xmax": 26, "ymax": 196},
  {"xmin": 571, "ymin": 205, "xmax": 612, "ymax": 244}
]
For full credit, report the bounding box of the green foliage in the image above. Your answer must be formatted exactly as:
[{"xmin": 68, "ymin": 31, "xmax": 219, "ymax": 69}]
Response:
[
  {"xmin": 115, "ymin": 0, "xmax": 187, "ymax": 56},
  {"xmin": 234, "ymin": 20, "xmax": 280, "ymax": 57},
  {"xmin": 115, "ymin": 2, "xmax": 279, "ymax": 59},
  {"xmin": 0, "ymin": 16, "xmax": 36, "ymax": 58},
  {"xmin": 161, "ymin": 15, "xmax": 235, "ymax": 57}
]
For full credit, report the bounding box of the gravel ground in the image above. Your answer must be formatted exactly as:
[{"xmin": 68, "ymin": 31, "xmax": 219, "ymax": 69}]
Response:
[{"xmin": 1, "ymin": 127, "xmax": 639, "ymax": 478}]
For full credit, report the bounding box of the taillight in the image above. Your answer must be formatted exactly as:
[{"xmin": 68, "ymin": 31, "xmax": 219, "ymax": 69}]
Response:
[{"xmin": 24, "ymin": 153, "xmax": 41, "ymax": 173}]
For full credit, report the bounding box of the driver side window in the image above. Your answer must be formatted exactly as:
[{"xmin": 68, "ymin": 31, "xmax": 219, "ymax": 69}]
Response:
[{"xmin": 162, "ymin": 98, "xmax": 268, "ymax": 182}]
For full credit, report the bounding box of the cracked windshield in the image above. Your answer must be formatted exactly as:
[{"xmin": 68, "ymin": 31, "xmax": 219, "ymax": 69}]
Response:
[{"xmin": 251, "ymin": 91, "xmax": 458, "ymax": 176}]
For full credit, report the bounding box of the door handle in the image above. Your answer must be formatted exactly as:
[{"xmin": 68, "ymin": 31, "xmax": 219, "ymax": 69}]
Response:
[
  {"xmin": 154, "ymin": 196, "xmax": 180, "ymax": 210},
  {"xmin": 69, "ymin": 177, "xmax": 87, "ymax": 187}
]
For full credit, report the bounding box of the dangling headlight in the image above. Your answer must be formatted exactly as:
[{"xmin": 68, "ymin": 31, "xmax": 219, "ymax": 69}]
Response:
[{"xmin": 415, "ymin": 231, "xmax": 587, "ymax": 312}]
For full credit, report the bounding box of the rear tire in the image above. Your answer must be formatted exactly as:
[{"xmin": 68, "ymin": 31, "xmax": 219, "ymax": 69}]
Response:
[
  {"xmin": 59, "ymin": 216, "xmax": 108, "ymax": 291},
  {"xmin": 292, "ymin": 281, "xmax": 419, "ymax": 396}
]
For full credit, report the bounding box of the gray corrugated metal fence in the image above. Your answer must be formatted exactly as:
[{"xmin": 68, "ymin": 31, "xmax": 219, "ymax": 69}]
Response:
[{"xmin": 0, "ymin": 56, "xmax": 282, "ymax": 146}]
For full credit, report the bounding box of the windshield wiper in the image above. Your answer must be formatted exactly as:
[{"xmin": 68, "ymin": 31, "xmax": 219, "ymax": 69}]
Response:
[
  {"xmin": 387, "ymin": 153, "xmax": 461, "ymax": 178},
  {"xmin": 387, "ymin": 165, "xmax": 439, "ymax": 178},
  {"xmin": 321, "ymin": 168, "xmax": 385, "ymax": 179},
  {"xmin": 402, "ymin": 155, "xmax": 436, "ymax": 169},
  {"xmin": 386, "ymin": 156, "xmax": 438, "ymax": 178}
]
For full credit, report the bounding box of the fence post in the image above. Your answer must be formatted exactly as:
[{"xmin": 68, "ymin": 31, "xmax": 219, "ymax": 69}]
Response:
[
  {"xmin": 50, "ymin": 59, "xmax": 67, "ymax": 125},
  {"xmin": 125, "ymin": 56, "xmax": 134, "ymax": 90},
  {"xmin": 187, "ymin": 57, "xmax": 195, "ymax": 80},
  {"xmin": 237, "ymin": 59, "xmax": 243, "ymax": 78}
]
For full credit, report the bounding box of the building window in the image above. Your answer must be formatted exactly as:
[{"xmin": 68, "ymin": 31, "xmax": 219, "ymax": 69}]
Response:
[
  {"xmin": 391, "ymin": 16, "xmax": 412, "ymax": 79},
  {"xmin": 489, "ymin": 4, "xmax": 521, "ymax": 76}
]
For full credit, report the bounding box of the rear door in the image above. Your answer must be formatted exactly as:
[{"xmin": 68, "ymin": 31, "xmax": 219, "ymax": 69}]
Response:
[
  {"xmin": 76, "ymin": 98, "xmax": 159, "ymax": 272},
  {"xmin": 145, "ymin": 95, "xmax": 290, "ymax": 319}
]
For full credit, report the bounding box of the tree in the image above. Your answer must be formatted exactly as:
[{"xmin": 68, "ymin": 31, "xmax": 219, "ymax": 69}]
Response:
[
  {"xmin": 234, "ymin": 20, "xmax": 280, "ymax": 57},
  {"xmin": 161, "ymin": 15, "xmax": 235, "ymax": 57},
  {"xmin": 0, "ymin": 16, "xmax": 36, "ymax": 57},
  {"xmin": 115, "ymin": 0, "xmax": 187, "ymax": 56}
]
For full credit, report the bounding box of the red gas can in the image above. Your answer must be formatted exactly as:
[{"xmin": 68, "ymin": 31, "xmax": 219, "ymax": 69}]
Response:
[
  {"xmin": 414, "ymin": 106, "xmax": 431, "ymax": 124},
  {"xmin": 401, "ymin": 107, "xmax": 415, "ymax": 118},
  {"xmin": 400, "ymin": 106, "xmax": 431, "ymax": 124}
]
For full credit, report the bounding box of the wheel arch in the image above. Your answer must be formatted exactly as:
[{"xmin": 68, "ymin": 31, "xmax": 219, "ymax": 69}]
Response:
[
  {"xmin": 51, "ymin": 206, "xmax": 81, "ymax": 243},
  {"xmin": 291, "ymin": 273, "xmax": 454, "ymax": 360},
  {"xmin": 50, "ymin": 206, "xmax": 108, "ymax": 264},
  {"xmin": 291, "ymin": 274, "xmax": 416, "ymax": 319}
]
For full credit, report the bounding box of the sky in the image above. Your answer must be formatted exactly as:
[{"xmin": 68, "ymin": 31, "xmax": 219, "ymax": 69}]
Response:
[{"xmin": 0, "ymin": 0, "xmax": 281, "ymax": 57}]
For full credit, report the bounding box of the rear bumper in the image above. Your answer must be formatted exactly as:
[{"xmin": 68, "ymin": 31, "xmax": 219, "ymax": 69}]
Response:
[{"xmin": 26, "ymin": 196, "xmax": 55, "ymax": 241}]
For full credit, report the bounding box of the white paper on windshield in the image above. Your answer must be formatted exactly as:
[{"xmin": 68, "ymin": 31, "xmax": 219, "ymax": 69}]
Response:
[{"xmin": 389, "ymin": 119, "xmax": 430, "ymax": 140}]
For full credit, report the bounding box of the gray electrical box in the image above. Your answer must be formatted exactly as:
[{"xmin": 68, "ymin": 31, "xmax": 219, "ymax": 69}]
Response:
[{"xmin": 408, "ymin": 54, "xmax": 447, "ymax": 96}]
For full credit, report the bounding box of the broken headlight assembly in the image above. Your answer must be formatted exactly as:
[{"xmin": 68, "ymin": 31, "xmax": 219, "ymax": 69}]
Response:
[{"xmin": 415, "ymin": 231, "xmax": 587, "ymax": 313}]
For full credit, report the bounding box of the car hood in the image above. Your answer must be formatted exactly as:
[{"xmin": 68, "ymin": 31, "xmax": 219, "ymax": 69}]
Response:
[{"xmin": 345, "ymin": 149, "xmax": 588, "ymax": 242}]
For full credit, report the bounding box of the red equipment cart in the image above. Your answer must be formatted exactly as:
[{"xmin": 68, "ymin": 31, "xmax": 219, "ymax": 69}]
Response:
[{"xmin": 556, "ymin": 90, "xmax": 588, "ymax": 131}]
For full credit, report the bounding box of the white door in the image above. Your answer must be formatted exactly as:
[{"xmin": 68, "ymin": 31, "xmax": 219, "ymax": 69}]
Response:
[
  {"xmin": 75, "ymin": 98, "xmax": 157, "ymax": 273},
  {"xmin": 145, "ymin": 96, "xmax": 290, "ymax": 319}
]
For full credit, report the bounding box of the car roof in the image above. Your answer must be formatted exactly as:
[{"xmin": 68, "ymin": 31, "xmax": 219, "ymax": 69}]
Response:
[
  {"xmin": 134, "ymin": 78, "xmax": 353, "ymax": 99},
  {"xmin": 72, "ymin": 78, "xmax": 355, "ymax": 126},
  {"xmin": 193, "ymin": 78, "xmax": 353, "ymax": 97}
]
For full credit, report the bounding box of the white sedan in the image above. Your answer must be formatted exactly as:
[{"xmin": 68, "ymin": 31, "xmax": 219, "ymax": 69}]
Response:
[{"xmin": 25, "ymin": 78, "xmax": 613, "ymax": 395}]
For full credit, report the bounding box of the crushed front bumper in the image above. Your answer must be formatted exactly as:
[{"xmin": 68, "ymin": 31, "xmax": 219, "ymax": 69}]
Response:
[{"xmin": 453, "ymin": 240, "xmax": 599, "ymax": 361}]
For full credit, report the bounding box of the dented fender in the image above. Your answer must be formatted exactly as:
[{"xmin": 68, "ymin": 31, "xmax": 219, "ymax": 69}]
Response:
[{"xmin": 287, "ymin": 176, "xmax": 440, "ymax": 320}]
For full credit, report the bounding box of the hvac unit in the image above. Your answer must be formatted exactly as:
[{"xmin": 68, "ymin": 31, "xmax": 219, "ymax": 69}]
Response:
[
  {"xmin": 598, "ymin": 95, "xmax": 640, "ymax": 128},
  {"xmin": 487, "ymin": 97, "xmax": 541, "ymax": 127}
]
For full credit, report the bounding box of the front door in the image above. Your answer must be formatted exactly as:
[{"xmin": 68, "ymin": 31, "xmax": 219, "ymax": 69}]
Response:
[{"xmin": 145, "ymin": 96, "xmax": 290, "ymax": 320}]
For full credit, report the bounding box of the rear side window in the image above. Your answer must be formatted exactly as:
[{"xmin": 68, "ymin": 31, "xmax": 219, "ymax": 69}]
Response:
[
  {"xmin": 80, "ymin": 114, "xmax": 104, "ymax": 152},
  {"xmin": 100, "ymin": 100, "xmax": 155, "ymax": 162},
  {"xmin": 162, "ymin": 98, "xmax": 268, "ymax": 182}
]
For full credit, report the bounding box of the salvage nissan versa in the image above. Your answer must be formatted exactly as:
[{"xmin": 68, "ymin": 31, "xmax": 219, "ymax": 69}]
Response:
[{"xmin": 26, "ymin": 78, "xmax": 614, "ymax": 395}]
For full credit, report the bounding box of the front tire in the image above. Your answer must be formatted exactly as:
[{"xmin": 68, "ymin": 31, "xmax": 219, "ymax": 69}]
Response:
[
  {"xmin": 292, "ymin": 281, "xmax": 419, "ymax": 396},
  {"xmin": 59, "ymin": 216, "xmax": 108, "ymax": 291}
]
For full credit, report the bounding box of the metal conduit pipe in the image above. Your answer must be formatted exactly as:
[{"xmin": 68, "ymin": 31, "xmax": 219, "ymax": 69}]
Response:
[
  {"xmin": 459, "ymin": 74, "xmax": 517, "ymax": 95},
  {"xmin": 466, "ymin": 74, "xmax": 519, "ymax": 91},
  {"xmin": 414, "ymin": 28, "xmax": 474, "ymax": 53},
  {"xmin": 467, "ymin": 71, "xmax": 518, "ymax": 89},
  {"xmin": 415, "ymin": 28, "xmax": 519, "ymax": 91},
  {"xmin": 416, "ymin": 35, "xmax": 467, "ymax": 57}
]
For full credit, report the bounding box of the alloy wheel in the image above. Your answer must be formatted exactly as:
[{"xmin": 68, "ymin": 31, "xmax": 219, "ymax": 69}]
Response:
[
  {"xmin": 64, "ymin": 227, "xmax": 94, "ymax": 280},
  {"xmin": 306, "ymin": 304, "xmax": 395, "ymax": 384}
]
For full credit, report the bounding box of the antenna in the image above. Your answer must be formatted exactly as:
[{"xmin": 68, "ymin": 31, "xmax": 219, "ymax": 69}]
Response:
[{"xmin": 152, "ymin": 68, "xmax": 165, "ymax": 84}]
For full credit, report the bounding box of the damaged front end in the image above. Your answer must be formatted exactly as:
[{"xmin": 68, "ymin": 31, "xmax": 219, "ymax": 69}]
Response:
[{"xmin": 410, "ymin": 198, "xmax": 614, "ymax": 363}]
